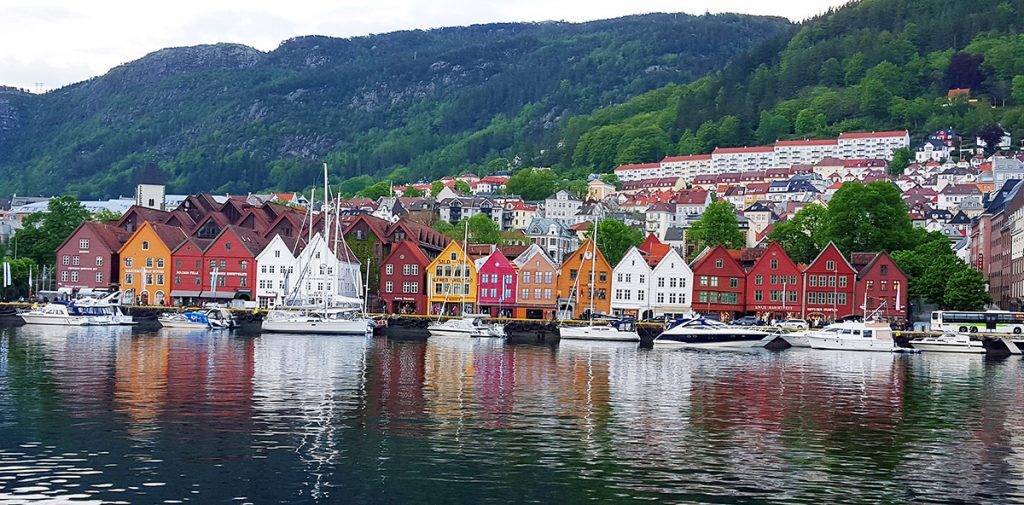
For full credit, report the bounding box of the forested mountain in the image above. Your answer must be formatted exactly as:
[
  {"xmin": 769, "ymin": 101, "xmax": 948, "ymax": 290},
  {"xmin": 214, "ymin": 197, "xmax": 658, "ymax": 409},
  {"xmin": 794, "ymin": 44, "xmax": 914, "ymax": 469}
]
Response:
[
  {"xmin": 0, "ymin": 13, "xmax": 789, "ymax": 197},
  {"xmin": 564, "ymin": 0, "xmax": 1024, "ymax": 173}
]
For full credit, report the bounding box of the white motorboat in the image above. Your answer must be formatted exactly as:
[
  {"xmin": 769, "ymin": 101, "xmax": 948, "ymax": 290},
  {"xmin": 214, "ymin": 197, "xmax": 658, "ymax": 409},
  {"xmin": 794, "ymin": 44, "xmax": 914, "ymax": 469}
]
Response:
[
  {"xmin": 159, "ymin": 311, "xmax": 213, "ymax": 329},
  {"xmin": 654, "ymin": 317, "xmax": 768, "ymax": 348},
  {"xmin": 806, "ymin": 321, "xmax": 918, "ymax": 353},
  {"xmin": 262, "ymin": 307, "xmax": 371, "ymax": 335},
  {"xmin": 74, "ymin": 295, "xmax": 135, "ymax": 325},
  {"xmin": 559, "ymin": 319, "xmax": 639, "ymax": 342},
  {"xmin": 909, "ymin": 333, "xmax": 986, "ymax": 354},
  {"xmin": 204, "ymin": 306, "xmax": 239, "ymax": 329},
  {"xmin": 779, "ymin": 330, "xmax": 811, "ymax": 348},
  {"xmin": 19, "ymin": 302, "xmax": 104, "ymax": 326},
  {"xmin": 428, "ymin": 314, "xmax": 506, "ymax": 338}
]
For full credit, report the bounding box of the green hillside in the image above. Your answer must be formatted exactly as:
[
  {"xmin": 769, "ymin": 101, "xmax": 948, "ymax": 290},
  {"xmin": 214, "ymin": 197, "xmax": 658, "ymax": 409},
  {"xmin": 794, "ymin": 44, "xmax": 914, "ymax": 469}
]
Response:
[
  {"xmin": 564, "ymin": 0, "xmax": 1024, "ymax": 173},
  {"xmin": 0, "ymin": 13, "xmax": 789, "ymax": 197}
]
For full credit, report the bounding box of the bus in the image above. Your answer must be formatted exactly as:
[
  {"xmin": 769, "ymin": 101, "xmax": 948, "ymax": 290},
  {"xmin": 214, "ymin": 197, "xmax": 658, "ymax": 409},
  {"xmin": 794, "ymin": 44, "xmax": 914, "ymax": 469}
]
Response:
[{"xmin": 931, "ymin": 310, "xmax": 1024, "ymax": 334}]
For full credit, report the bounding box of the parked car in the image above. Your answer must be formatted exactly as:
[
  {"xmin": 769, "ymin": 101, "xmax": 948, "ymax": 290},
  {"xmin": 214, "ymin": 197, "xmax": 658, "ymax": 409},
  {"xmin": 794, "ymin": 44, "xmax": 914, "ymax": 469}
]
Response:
[
  {"xmin": 778, "ymin": 319, "xmax": 809, "ymax": 330},
  {"xmin": 733, "ymin": 316, "xmax": 765, "ymax": 326}
]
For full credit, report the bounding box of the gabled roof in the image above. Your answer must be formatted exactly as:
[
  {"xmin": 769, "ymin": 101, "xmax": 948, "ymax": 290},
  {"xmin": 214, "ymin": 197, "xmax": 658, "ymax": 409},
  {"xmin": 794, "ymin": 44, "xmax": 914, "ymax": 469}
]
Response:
[
  {"xmin": 614, "ymin": 246, "xmax": 651, "ymax": 272},
  {"xmin": 116, "ymin": 205, "xmax": 172, "ymax": 228},
  {"xmin": 851, "ymin": 251, "xmax": 907, "ymax": 280},
  {"xmin": 804, "ymin": 242, "xmax": 856, "ymax": 273},
  {"xmin": 206, "ymin": 225, "xmax": 271, "ymax": 257},
  {"xmin": 513, "ymin": 243, "xmax": 558, "ymax": 271},
  {"xmin": 171, "ymin": 235, "xmax": 213, "ymax": 254},
  {"xmin": 57, "ymin": 221, "xmax": 132, "ymax": 254},
  {"xmin": 384, "ymin": 240, "xmax": 431, "ymax": 266}
]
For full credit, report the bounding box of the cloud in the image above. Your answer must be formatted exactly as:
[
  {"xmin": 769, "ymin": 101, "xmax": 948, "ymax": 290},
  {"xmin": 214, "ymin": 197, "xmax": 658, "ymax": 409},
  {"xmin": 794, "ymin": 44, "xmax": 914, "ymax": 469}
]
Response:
[{"xmin": 0, "ymin": 0, "xmax": 848, "ymax": 91}]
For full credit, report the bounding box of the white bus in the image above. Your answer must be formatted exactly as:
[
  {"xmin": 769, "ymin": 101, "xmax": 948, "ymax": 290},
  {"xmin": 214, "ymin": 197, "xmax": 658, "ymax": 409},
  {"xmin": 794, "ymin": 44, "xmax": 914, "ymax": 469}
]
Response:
[{"xmin": 931, "ymin": 310, "xmax": 1024, "ymax": 334}]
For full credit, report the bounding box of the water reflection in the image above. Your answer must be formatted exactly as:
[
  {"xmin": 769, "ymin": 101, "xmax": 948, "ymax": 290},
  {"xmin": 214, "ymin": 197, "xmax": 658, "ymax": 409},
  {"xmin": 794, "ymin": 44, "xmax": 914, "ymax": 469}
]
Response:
[{"xmin": 0, "ymin": 326, "xmax": 1020, "ymax": 503}]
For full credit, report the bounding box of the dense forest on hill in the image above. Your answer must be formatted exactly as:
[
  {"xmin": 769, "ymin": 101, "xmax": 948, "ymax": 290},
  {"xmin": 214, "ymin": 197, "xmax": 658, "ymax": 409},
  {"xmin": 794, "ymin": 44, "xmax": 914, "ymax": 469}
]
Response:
[
  {"xmin": 0, "ymin": 13, "xmax": 789, "ymax": 197},
  {"xmin": 564, "ymin": 0, "xmax": 1024, "ymax": 174}
]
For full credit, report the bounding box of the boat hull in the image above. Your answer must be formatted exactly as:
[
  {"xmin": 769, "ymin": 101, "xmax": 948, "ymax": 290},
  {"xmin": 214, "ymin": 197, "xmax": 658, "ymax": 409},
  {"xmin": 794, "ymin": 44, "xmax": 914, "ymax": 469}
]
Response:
[
  {"xmin": 909, "ymin": 342, "xmax": 986, "ymax": 354},
  {"xmin": 427, "ymin": 327, "xmax": 495, "ymax": 338},
  {"xmin": 654, "ymin": 333, "xmax": 766, "ymax": 348},
  {"xmin": 20, "ymin": 315, "xmax": 93, "ymax": 326},
  {"xmin": 808, "ymin": 336, "xmax": 909, "ymax": 352},
  {"xmin": 559, "ymin": 326, "xmax": 639, "ymax": 342},
  {"xmin": 262, "ymin": 319, "xmax": 370, "ymax": 335},
  {"xmin": 159, "ymin": 320, "xmax": 209, "ymax": 329}
]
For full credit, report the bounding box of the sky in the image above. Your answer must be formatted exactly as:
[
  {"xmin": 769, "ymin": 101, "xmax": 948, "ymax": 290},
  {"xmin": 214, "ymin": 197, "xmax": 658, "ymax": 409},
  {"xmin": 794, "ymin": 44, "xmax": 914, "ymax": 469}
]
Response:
[{"xmin": 1, "ymin": 0, "xmax": 850, "ymax": 92}]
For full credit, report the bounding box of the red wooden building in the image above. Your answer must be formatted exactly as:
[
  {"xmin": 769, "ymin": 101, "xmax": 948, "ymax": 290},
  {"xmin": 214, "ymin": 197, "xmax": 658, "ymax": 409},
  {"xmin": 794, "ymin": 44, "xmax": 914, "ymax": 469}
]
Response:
[
  {"xmin": 852, "ymin": 252, "xmax": 909, "ymax": 322},
  {"xmin": 379, "ymin": 240, "xmax": 430, "ymax": 315},
  {"xmin": 745, "ymin": 242, "xmax": 803, "ymax": 321},
  {"xmin": 690, "ymin": 245, "xmax": 746, "ymax": 320},
  {"xmin": 801, "ymin": 242, "xmax": 857, "ymax": 323},
  {"xmin": 170, "ymin": 237, "xmax": 211, "ymax": 305},
  {"xmin": 476, "ymin": 249, "xmax": 518, "ymax": 318},
  {"xmin": 55, "ymin": 221, "xmax": 131, "ymax": 293},
  {"xmin": 200, "ymin": 226, "xmax": 268, "ymax": 302}
]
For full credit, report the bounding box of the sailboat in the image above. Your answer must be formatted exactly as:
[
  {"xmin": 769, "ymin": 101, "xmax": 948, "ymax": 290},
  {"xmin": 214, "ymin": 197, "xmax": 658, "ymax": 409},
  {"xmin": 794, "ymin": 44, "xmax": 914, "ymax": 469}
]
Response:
[
  {"xmin": 262, "ymin": 164, "xmax": 373, "ymax": 336},
  {"xmin": 558, "ymin": 223, "xmax": 639, "ymax": 342},
  {"xmin": 427, "ymin": 223, "xmax": 505, "ymax": 338}
]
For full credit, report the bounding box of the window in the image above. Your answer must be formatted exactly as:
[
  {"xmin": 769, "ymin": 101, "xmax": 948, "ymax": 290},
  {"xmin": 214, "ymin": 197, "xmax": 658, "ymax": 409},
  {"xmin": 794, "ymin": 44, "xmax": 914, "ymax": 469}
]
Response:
[
  {"xmin": 450, "ymin": 252, "xmax": 457, "ymax": 261},
  {"xmin": 639, "ymin": 275, "xmax": 645, "ymax": 285},
  {"xmin": 710, "ymin": 277, "xmax": 719, "ymax": 287},
  {"xmin": 210, "ymin": 260, "xmax": 217, "ymax": 269},
  {"xmin": 893, "ymin": 280, "xmax": 901, "ymax": 294},
  {"xmin": 386, "ymin": 264, "xmax": 394, "ymax": 275},
  {"xmin": 225, "ymin": 242, "xmax": 232, "ymax": 251},
  {"xmin": 570, "ymin": 269, "xmax": 578, "ymax": 280},
  {"xmin": 435, "ymin": 266, "xmax": 443, "ymax": 277},
  {"xmin": 809, "ymin": 275, "xmax": 817, "ymax": 287},
  {"xmin": 522, "ymin": 289, "xmax": 529, "ymax": 299},
  {"xmin": 96, "ymin": 256, "xmax": 103, "ymax": 267},
  {"xmin": 240, "ymin": 276, "xmax": 247, "ymax": 287},
  {"xmin": 402, "ymin": 264, "xmax": 412, "ymax": 276},
  {"xmin": 755, "ymin": 274, "xmax": 763, "ymax": 286},
  {"xmin": 599, "ymin": 272, "xmax": 607, "ymax": 282},
  {"xmin": 61, "ymin": 271, "xmax": 69, "ymax": 282},
  {"xmin": 240, "ymin": 260, "xmax": 247, "ymax": 271},
  {"xmin": 544, "ymin": 289, "xmax": 551, "ymax": 299},
  {"xmin": 142, "ymin": 241, "xmax": 150, "ymax": 251},
  {"xmin": 699, "ymin": 276, "xmax": 708, "ymax": 286},
  {"xmin": 385, "ymin": 281, "xmax": 393, "ymax": 293},
  {"xmin": 657, "ymin": 293, "xmax": 665, "ymax": 304},
  {"xmin": 156, "ymin": 274, "xmax": 164, "ymax": 285},
  {"xmin": 880, "ymin": 265, "xmax": 889, "ymax": 276},
  {"xmin": 146, "ymin": 258, "xmax": 153, "ymax": 268},
  {"xmin": 275, "ymin": 250, "xmax": 281, "ymax": 258},
  {"xmin": 669, "ymin": 278, "xmax": 677, "ymax": 288},
  {"xmin": 195, "ymin": 277, "xmax": 201, "ymax": 286},
  {"xmin": 880, "ymin": 280, "xmax": 888, "ymax": 291},
  {"xmin": 730, "ymin": 278, "xmax": 738, "ymax": 288},
  {"xmin": 616, "ymin": 273, "xmax": 623, "ymax": 283},
  {"xmin": 770, "ymin": 259, "xmax": 778, "ymax": 269},
  {"xmin": 658, "ymin": 278, "xmax": 665, "ymax": 288},
  {"xmin": 825, "ymin": 260, "xmax": 836, "ymax": 271},
  {"xmin": 638, "ymin": 291, "xmax": 645, "ymax": 301},
  {"xmin": 866, "ymin": 280, "xmax": 874, "ymax": 291},
  {"xmin": 615, "ymin": 289, "xmax": 623, "ymax": 300},
  {"xmin": 70, "ymin": 272, "xmax": 78, "ymax": 282},
  {"xmin": 145, "ymin": 273, "xmax": 153, "ymax": 285},
  {"xmin": 95, "ymin": 272, "xmax": 103, "ymax": 283},
  {"xmin": 175, "ymin": 275, "xmax": 181, "ymax": 285},
  {"xmin": 838, "ymin": 276, "xmax": 847, "ymax": 288},
  {"xmin": 715, "ymin": 259, "xmax": 724, "ymax": 268},
  {"xmin": 62, "ymin": 255, "xmax": 70, "ymax": 266},
  {"xmin": 218, "ymin": 276, "xmax": 226, "ymax": 287},
  {"xmin": 788, "ymin": 290, "xmax": 798, "ymax": 303},
  {"xmin": 157, "ymin": 258, "xmax": 165, "ymax": 268},
  {"xmin": 838, "ymin": 293, "xmax": 847, "ymax": 305},
  {"xmin": 435, "ymin": 283, "xmax": 443, "ymax": 294},
  {"xmin": 411, "ymin": 265, "xmax": 419, "ymax": 276},
  {"xmin": 220, "ymin": 260, "xmax": 226, "ymax": 269},
  {"xmin": 79, "ymin": 239, "xmax": 90, "ymax": 250},
  {"xmin": 755, "ymin": 290, "xmax": 763, "ymax": 301},
  {"xmin": 545, "ymin": 272, "xmax": 552, "ymax": 283}
]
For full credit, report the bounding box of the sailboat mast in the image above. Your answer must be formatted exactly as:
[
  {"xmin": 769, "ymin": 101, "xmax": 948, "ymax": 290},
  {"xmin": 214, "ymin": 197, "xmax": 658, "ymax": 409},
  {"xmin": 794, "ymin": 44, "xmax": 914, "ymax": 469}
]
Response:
[
  {"xmin": 462, "ymin": 221, "xmax": 469, "ymax": 316},
  {"xmin": 589, "ymin": 221, "xmax": 597, "ymax": 323}
]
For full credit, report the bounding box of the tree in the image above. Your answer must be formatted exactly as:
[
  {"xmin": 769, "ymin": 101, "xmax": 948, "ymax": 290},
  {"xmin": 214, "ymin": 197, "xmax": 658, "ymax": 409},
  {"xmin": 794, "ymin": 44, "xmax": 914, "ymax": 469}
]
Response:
[
  {"xmin": 686, "ymin": 201, "xmax": 744, "ymax": 258},
  {"xmin": 794, "ymin": 109, "xmax": 826, "ymax": 135},
  {"xmin": 586, "ymin": 219, "xmax": 643, "ymax": 267},
  {"xmin": 675, "ymin": 129, "xmax": 703, "ymax": 155},
  {"xmin": 768, "ymin": 203, "xmax": 828, "ymax": 264},
  {"xmin": 946, "ymin": 51, "xmax": 985, "ymax": 90},
  {"xmin": 755, "ymin": 111, "xmax": 790, "ymax": 144},
  {"xmin": 402, "ymin": 186, "xmax": 425, "ymax": 198},
  {"xmin": 818, "ymin": 57, "xmax": 844, "ymax": 86},
  {"xmin": 13, "ymin": 196, "xmax": 90, "ymax": 267},
  {"xmin": 599, "ymin": 173, "xmax": 621, "ymax": 190},
  {"xmin": 430, "ymin": 181, "xmax": 445, "ymax": 198},
  {"xmin": 888, "ymin": 147, "xmax": 913, "ymax": 177},
  {"xmin": 93, "ymin": 209, "xmax": 123, "ymax": 223},
  {"xmin": 821, "ymin": 181, "xmax": 914, "ymax": 254},
  {"xmin": 977, "ymin": 123, "xmax": 1007, "ymax": 155},
  {"xmin": 943, "ymin": 267, "xmax": 991, "ymax": 310},
  {"xmin": 859, "ymin": 78, "xmax": 893, "ymax": 119},
  {"xmin": 1013, "ymin": 75, "xmax": 1024, "ymax": 104},
  {"xmin": 0, "ymin": 257, "xmax": 37, "ymax": 300},
  {"xmin": 454, "ymin": 180, "xmax": 471, "ymax": 194},
  {"xmin": 357, "ymin": 181, "xmax": 392, "ymax": 199},
  {"xmin": 463, "ymin": 214, "xmax": 502, "ymax": 245},
  {"xmin": 505, "ymin": 168, "xmax": 559, "ymax": 200}
]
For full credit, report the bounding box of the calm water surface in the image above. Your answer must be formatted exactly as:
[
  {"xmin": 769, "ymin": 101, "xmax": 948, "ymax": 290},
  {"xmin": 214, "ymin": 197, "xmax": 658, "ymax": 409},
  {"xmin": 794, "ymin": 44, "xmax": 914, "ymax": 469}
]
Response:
[{"xmin": 0, "ymin": 325, "xmax": 1022, "ymax": 504}]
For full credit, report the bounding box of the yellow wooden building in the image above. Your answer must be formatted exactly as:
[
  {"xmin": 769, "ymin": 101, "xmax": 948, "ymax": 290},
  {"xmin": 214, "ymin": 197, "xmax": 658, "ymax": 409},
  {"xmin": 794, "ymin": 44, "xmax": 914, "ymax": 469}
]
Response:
[{"xmin": 426, "ymin": 241, "xmax": 477, "ymax": 316}]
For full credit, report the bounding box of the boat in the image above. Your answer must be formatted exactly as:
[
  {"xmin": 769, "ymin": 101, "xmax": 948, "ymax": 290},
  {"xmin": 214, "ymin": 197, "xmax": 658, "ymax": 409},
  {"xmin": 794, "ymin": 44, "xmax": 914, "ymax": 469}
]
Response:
[
  {"xmin": 909, "ymin": 332, "xmax": 986, "ymax": 354},
  {"xmin": 654, "ymin": 317, "xmax": 768, "ymax": 348},
  {"xmin": 205, "ymin": 306, "xmax": 239, "ymax": 329},
  {"xmin": 805, "ymin": 320, "xmax": 918, "ymax": 353},
  {"xmin": 557, "ymin": 223, "xmax": 638, "ymax": 342},
  {"xmin": 262, "ymin": 164, "xmax": 373, "ymax": 336},
  {"xmin": 74, "ymin": 292, "xmax": 136, "ymax": 325},
  {"xmin": 778, "ymin": 330, "xmax": 811, "ymax": 348},
  {"xmin": 159, "ymin": 311, "xmax": 213, "ymax": 329},
  {"xmin": 559, "ymin": 318, "xmax": 640, "ymax": 342},
  {"xmin": 19, "ymin": 302, "xmax": 107, "ymax": 326},
  {"xmin": 262, "ymin": 307, "xmax": 371, "ymax": 335},
  {"xmin": 427, "ymin": 313, "xmax": 506, "ymax": 338}
]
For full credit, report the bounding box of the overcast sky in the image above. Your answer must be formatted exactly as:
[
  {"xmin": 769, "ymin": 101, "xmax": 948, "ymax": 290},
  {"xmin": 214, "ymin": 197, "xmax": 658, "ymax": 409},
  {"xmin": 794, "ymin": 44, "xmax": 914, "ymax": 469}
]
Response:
[{"xmin": 2, "ymin": 0, "xmax": 849, "ymax": 92}]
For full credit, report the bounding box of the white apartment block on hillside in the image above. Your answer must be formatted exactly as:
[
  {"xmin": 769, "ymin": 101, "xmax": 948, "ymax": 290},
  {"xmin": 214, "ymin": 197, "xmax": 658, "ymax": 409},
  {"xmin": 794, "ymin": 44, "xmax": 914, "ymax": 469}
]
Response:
[
  {"xmin": 774, "ymin": 139, "xmax": 839, "ymax": 166},
  {"xmin": 837, "ymin": 131, "xmax": 910, "ymax": 159},
  {"xmin": 711, "ymin": 146, "xmax": 777, "ymax": 173},
  {"xmin": 658, "ymin": 154, "xmax": 713, "ymax": 181}
]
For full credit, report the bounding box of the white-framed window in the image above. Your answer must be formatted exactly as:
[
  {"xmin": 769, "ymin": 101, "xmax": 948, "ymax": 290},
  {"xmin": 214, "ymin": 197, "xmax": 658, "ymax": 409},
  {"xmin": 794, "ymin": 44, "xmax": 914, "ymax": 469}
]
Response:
[
  {"xmin": 95, "ymin": 272, "xmax": 103, "ymax": 283},
  {"xmin": 125, "ymin": 273, "xmax": 133, "ymax": 284},
  {"xmin": 62, "ymin": 255, "xmax": 70, "ymax": 266},
  {"xmin": 386, "ymin": 264, "xmax": 394, "ymax": 275},
  {"xmin": 70, "ymin": 271, "xmax": 78, "ymax": 282},
  {"xmin": 544, "ymin": 289, "xmax": 551, "ymax": 299},
  {"xmin": 95, "ymin": 256, "xmax": 103, "ymax": 266},
  {"xmin": 157, "ymin": 258, "xmax": 165, "ymax": 268},
  {"xmin": 79, "ymin": 239, "xmax": 89, "ymax": 250},
  {"xmin": 385, "ymin": 281, "xmax": 393, "ymax": 293},
  {"xmin": 142, "ymin": 241, "xmax": 149, "ymax": 251},
  {"xmin": 411, "ymin": 265, "xmax": 419, "ymax": 275},
  {"xmin": 522, "ymin": 289, "xmax": 529, "ymax": 299},
  {"xmin": 72, "ymin": 255, "xmax": 80, "ymax": 266},
  {"xmin": 61, "ymin": 271, "xmax": 68, "ymax": 282}
]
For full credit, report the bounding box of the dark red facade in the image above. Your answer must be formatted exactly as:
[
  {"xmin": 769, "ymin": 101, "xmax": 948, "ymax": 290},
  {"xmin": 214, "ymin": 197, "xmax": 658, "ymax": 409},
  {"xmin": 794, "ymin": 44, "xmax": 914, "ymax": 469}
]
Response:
[
  {"xmin": 200, "ymin": 226, "xmax": 265, "ymax": 301},
  {"xmin": 745, "ymin": 242, "xmax": 803, "ymax": 319},
  {"xmin": 690, "ymin": 245, "xmax": 746, "ymax": 319},
  {"xmin": 852, "ymin": 252, "xmax": 908, "ymax": 321},
  {"xmin": 56, "ymin": 221, "xmax": 131, "ymax": 292},
  {"xmin": 802, "ymin": 242, "xmax": 857, "ymax": 321},
  {"xmin": 379, "ymin": 241, "xmax": 429, "ymax": 314},
  {"xmin": 170, "ymin": 238, "xmax": 209, "ymax": 303}
]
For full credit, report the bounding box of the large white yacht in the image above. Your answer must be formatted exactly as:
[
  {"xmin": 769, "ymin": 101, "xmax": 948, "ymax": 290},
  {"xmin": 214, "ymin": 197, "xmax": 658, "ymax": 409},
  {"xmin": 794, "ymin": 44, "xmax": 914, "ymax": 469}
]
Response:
[
  {"xmin": 20, "ymin": 302, "xmax": 110, "ymax": 326},
  {"xmin": 560, "ymin": 318, "xmax": 640, "ymax": 342},
  {"xmin": 263, "ymin": 307, "xmax": 371, "ymax": 335},
  {"xmin": 806, "ymin": 321, "xmax": 917, "ymax": 353},
  {"xmin": 653, "ymin": 317, "xmax": 768, "ymax": 348}
]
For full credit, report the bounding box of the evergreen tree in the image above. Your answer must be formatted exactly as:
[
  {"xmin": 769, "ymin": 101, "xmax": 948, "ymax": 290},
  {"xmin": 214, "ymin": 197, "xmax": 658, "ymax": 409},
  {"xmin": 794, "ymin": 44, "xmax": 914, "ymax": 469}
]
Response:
[{"xmin": 686, "ymin": 201, "xmax": 744, "ymax": 259}]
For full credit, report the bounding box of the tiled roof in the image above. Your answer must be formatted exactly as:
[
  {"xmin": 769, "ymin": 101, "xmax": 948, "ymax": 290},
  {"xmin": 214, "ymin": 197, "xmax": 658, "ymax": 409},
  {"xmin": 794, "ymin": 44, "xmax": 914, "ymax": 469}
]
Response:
[
  {"xmin": 838, "ymin": 130, "xmax": 909, "ymax": 139},
  {"xmin": 713, "ymin": 146, "xmax": 774, "ymax": 154}
]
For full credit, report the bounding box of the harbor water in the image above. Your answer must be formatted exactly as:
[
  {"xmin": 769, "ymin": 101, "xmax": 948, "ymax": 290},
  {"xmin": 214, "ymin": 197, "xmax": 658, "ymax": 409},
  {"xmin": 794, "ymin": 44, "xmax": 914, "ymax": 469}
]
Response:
[{"xmin": 1, "ymin": 325, "xmax": 1023, "ymax": 504}]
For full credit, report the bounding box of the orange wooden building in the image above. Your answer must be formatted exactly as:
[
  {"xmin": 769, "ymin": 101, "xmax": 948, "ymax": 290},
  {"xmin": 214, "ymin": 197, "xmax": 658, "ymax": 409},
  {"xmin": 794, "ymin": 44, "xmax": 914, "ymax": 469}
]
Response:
[
  {"xmin": 117, "ymin": 222, "xmax": 187, "ymax": 305},
  {"xmin": 557, "ymin": 238, "xmax": 612, "ymax": 319}
]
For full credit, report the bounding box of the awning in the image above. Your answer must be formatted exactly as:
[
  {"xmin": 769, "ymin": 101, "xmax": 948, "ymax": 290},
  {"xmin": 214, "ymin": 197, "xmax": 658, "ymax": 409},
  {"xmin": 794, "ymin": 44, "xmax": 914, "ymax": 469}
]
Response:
[
  {"xmin": 171, "ymin": 290, "xmax": 202, "ymax": 298},
  {"xmin": 200, "ymin": 291, "xmax": 235, "ymax": 300}
]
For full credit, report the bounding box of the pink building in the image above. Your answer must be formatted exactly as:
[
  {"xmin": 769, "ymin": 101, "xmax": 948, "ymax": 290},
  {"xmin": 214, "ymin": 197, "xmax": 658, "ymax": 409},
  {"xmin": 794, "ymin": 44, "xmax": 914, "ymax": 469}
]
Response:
[{"xmin": 475, "ymin": 249, "xmax": 518, "ymax": 318}]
